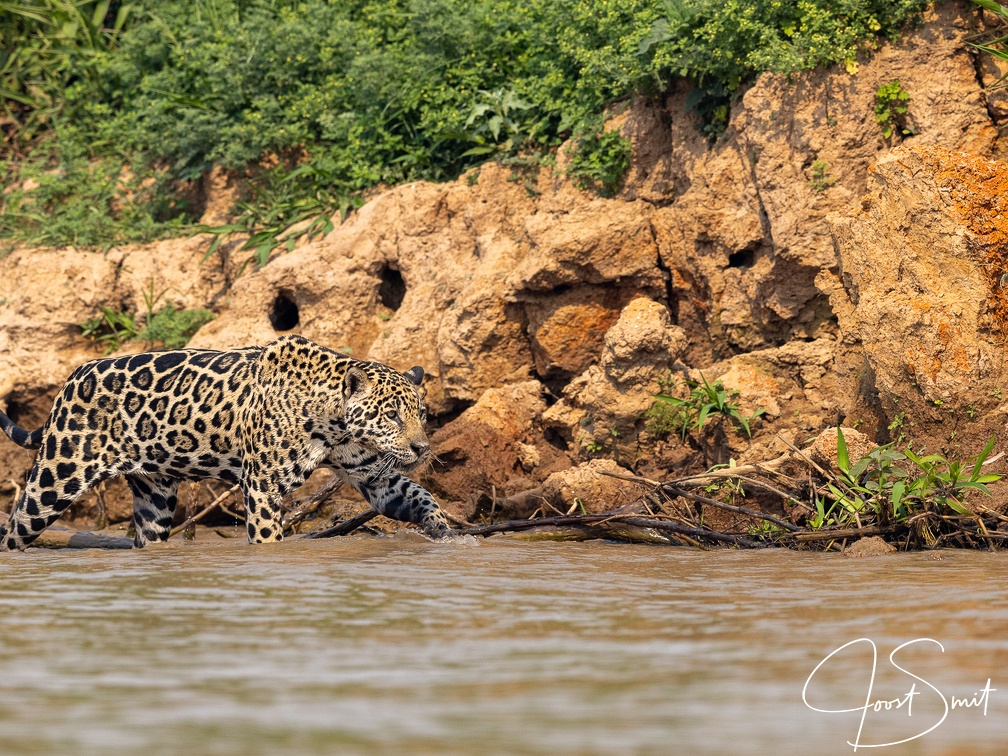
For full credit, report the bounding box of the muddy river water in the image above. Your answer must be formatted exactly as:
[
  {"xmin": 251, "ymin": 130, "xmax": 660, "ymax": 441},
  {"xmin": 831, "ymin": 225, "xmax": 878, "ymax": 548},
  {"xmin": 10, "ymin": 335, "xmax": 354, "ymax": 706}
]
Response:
[{"xmin": 0, "ymin": 535, "xmax": 1005, "ymax": 754}]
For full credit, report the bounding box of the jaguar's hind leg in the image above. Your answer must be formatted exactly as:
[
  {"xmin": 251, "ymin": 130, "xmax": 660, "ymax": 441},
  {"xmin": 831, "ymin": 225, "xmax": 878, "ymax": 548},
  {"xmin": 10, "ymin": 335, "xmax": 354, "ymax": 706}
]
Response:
[
  {"xmin": 0, "ymin": 460, "xmax": 96, "ymax": 551},
  {"xmin": 127, "ymin": 475, "xmax": 180, "ymax": 547}
]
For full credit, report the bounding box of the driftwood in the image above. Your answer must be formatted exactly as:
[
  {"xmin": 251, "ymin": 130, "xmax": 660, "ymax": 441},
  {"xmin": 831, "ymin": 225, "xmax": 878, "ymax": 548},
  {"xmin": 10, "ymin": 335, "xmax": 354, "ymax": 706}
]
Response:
[
  {"xmin": 300, "ymin": 509, "xmax": 378, "ymax": 539},
  {"xmin": 31, "ymin": 528, "xmax": 133, "ymax": 550},
  {"xmin": 283, "ymin": 475, "xmax": 346, "ymax": 530}
]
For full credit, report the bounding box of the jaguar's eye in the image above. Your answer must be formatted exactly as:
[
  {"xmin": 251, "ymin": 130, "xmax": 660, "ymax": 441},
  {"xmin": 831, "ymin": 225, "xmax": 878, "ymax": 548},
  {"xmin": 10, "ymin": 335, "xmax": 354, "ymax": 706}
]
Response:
[{"xmin": 386, "ymin": 409, "xmax": 399, "ymax": 421}]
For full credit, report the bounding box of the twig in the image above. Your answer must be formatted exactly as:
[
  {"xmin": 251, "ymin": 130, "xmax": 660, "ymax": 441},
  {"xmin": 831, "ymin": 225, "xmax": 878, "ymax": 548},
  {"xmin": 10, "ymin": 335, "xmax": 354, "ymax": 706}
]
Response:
[
  {"xmin": 597, "ymin": 469, "xmax": 660, "ymax": 487},
  {"xmin": 170, "ymin": 484, "xmax": 240, "ymax": 537},
  {"xmin": 664, "ymin": 453, "xmax": 793, "ymax": 484},
  {"xmin": 283, "ymin": 474, "xmax": 345, "ymax": 528},
  {"xmin": 300, "ymin": 509, "xmax": 378, "ymax": 539},
  {"xmin": 776, "ymin": 433, "xmax": 833, "ymax": 479},
  {"xmin": 661, "ymin": 485, "xmax": 801, "ymax": 532}
]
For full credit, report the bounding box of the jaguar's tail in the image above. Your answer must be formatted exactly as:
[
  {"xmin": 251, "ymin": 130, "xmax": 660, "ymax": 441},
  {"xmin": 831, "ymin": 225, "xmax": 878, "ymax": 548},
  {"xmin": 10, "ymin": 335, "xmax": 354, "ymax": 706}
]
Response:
[{"xmin": 0, "ymin": 409, "xmax": 42, "ymax": 450}]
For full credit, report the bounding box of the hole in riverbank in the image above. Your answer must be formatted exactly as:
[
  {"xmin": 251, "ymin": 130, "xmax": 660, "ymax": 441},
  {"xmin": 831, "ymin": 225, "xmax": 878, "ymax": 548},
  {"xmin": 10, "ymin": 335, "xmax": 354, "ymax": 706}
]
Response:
[
  {"xmin": 727, "ymin": 249, "xmax": 755, "ymax": 268},
  {"xmin": 544, "ymin": 428, "xmax": 570, "ymax": 452},
  {"xmin": 379, "ymin": 266, "xmax": 406, "ymax": 311},
  {"xmin": 269, "ymin": 293, "xmax": 300, "ymax": 331},
  {"xmin": 426, "ymin": 398, "xmax": 475, "ymax": 432}
]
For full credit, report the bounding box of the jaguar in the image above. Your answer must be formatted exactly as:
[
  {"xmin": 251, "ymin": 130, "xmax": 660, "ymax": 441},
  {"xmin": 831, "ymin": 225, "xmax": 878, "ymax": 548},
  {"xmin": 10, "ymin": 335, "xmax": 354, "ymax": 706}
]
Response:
[{"xmin": 0, "ymin": 334, "xmax": 451, "ymax": 550}]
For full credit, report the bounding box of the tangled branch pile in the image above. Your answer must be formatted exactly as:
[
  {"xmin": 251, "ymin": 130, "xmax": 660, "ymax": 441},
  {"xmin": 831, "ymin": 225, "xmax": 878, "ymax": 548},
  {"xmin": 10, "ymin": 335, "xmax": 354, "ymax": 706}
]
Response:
[
  {"xmin": 308, "ymin": 430, "xmax": 1004, "ymax": 551},
  {"xmin": 434, "ymin": 431, "xmax": 1005, "ymax": 551}
]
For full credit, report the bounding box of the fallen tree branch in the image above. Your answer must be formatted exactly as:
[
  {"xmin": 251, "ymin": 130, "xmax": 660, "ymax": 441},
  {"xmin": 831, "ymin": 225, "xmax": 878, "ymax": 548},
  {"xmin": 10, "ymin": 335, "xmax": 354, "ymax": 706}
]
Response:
[
  {"xmin": 453, "ymin": 510, "xmax": 762, "ymax": 547},
  {"xmin": 660, "ymin": 485, "xmax": 801, "ymax": 532},
  {"xmin": 283, "ymin": 474, "xmax": 345, "ymax": 529},
  {"xmin": 300, "ymin": 509, "xmax": 378, "ymax": 539}
]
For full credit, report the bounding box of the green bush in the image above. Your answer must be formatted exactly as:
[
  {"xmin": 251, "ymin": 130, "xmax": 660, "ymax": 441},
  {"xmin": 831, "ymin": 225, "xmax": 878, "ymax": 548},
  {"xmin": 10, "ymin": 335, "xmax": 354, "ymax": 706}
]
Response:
[
  {"xmin": 810, "ymin": 429, "xmax": 1002, "ymax": 534},
  {"xmin": 1, "ymin": 135, "xmax": 189, "ymax": 249},
  {"xmin": 874, "ymin": 79, "xmax": 912, "ymax": 139},
  {"xmin": 566, "ymin": 128, "xmax": 633, "ymax": 198},
  {"xmin": 139, "ymin": 304, "xmax": 215, "ymax": 349},
  {"xmin": 0, "ymin": 1, "xmax": 134, "ymax": 142},
  {"xmin": 647, "ymin": 372, "xmax": 764, "ymax": 440},
  {"xmin": 2, "ymin": 0, "xmax": 932, "ymax": 253},
  {"xmin": 80, "ymin": 302, "xmax": 214, "ymax": 352}
]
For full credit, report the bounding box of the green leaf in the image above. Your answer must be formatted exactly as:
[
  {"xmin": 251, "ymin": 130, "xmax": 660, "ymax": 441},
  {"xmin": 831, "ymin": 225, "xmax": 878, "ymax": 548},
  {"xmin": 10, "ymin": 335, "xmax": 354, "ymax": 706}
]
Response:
[
  {"xmin": 972, "ymin": 436, "xmax": 997, "ymax": 480},
  {"xmin": 957, "ymin": 481, "xmax": 993, "ymax": 496},
  {"xmin": 890, "ymin": 480, "xmax": 905, "ymax": 511},
  {"xmin": 254, "ymin": 241, "xmax": 275, "ymax": 267},
  {"xmin": 836, "ymin": 427, "xmax": 850, "ymax": 473},
  {"xmin": 695, "ymin": 403, "xmax": 713, "ymax": 430},
  {"xmin": 971, "ymin": 0, "xmax": 1008, "ymax": 17},
  {"xmin": 200, "ymin": 234, "xmax": 224, "ymax": 263},
  {"xmin": 945, "ymin": 498, "xmax": 975, "ymax": 516}
]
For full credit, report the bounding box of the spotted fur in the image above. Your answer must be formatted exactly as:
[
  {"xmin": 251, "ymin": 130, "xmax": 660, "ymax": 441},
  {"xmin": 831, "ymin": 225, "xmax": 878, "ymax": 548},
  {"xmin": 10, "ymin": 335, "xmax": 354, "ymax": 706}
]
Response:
[{"xmin": 0, "ymin": 335, "xmax": 450, "ymax": 550}]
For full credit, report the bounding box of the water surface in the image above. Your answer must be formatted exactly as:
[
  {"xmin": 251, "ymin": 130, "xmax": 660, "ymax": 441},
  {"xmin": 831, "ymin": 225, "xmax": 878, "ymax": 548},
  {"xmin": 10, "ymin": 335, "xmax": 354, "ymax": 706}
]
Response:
[{"xmin": 0, "ymin": 536, "xmax": 1005, "ymax": 754}]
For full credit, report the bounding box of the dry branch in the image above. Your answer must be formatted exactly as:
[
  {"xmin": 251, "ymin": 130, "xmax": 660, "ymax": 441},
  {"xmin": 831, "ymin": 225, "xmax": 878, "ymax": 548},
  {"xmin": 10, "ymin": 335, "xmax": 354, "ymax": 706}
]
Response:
[
  {"xmin": 170, "ymin": 484, "xmax": 240, "ymax": 538},
  {"xmin": 300, "ymin": 509, "xmax": 378, "ymax": 539},
  {"xmin": 283, "ymin": 474, "xmax": 345, "ymax": 529}
]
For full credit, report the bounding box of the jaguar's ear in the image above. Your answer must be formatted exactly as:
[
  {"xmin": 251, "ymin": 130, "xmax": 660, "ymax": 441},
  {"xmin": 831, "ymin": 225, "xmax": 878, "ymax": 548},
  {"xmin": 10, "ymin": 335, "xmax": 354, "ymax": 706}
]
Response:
[
  {"xmin": 343, "ymin": 366, "xmax": 370, "ymax": 402},
  {"xmin": 404, "ymin": 366, "xmax": 424, "ymax": 386}
]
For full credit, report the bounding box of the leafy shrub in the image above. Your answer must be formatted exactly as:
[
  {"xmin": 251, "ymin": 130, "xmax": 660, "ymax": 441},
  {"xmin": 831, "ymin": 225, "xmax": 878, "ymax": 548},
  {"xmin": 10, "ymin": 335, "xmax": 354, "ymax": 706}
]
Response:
[
  {"xmin": 3, "ymin": 0, "xmax": 932, "ymax": 252},
  {"xmin": 0, "ymin": 1, "xmax": 133, "ymax": 143},
  {"xmin": 648, "ymin": 373, "xmax": 764, "ymax": 440},
  {"xmin": 566, "ymin": 128, "xmax": 632, "ymax": 198},
  {"xmin": 809, "ymin": 159, "xmax": 832, "ymax": 193},
  {"xmin": 874, "ymin": 79, "xmax": 912, "ymax": 139},
  {"xmin": 79, "ymin": 307, "xmax": 139, "ymax": 354},
  {"xmin": 80, "ymin": 302, "xmax": 214, "ymax": 352},
  {"xmin": 809, "ymin": 429, "xmax": 1002, "ymax": 533},
  {"xmin": 639, "ymin": 0, "xmax": 928, "ymax": 134},
  {"xmin": 1, "ymin": 136, "xmax": 189, "ymax": 250},
  {"xmin": 139, "ymin": 305, "xmax": 215, "ymax": 349}
]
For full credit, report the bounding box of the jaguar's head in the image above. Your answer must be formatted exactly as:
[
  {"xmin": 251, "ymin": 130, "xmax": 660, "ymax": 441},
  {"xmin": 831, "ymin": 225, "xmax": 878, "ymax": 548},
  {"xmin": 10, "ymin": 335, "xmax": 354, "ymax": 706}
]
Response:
[
  {"xmin": 258, "ymin": 336, "xmax": 432, "ymax": 476},
  {"xmin": 339, "ymin": 361, "xmax": 430, "ymax": 474}
]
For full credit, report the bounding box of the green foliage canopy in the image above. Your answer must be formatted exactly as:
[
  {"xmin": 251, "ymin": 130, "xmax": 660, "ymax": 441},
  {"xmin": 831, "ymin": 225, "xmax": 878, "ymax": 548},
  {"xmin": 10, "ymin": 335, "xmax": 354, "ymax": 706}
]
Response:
[{"xmin": 2, "ymin": 0, "xmax": 930, "ymax": 250}]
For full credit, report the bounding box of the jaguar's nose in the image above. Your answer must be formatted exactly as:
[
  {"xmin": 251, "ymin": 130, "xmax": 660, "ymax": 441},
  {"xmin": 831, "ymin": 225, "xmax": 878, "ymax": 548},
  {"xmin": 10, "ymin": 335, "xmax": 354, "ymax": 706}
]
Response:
[{"xmin": 410, "ymin": 441, "xmax": 430, "ymax": 461}]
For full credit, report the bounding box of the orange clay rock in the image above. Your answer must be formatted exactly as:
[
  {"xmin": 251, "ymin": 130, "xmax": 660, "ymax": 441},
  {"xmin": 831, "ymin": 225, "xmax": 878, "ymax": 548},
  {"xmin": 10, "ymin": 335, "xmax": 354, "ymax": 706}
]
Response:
[{"xmin": 827, "ymin": 145, "xmax": 1008, "ymax": 432}]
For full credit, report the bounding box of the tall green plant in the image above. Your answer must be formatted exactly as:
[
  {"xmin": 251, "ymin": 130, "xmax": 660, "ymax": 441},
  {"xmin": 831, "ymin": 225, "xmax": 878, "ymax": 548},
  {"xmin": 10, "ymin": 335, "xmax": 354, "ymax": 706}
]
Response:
[
  {"xmin": 648, "ymin": 373, "xmax": 764, "ymax": 440},
  {"xmin": 811, "ymin": 428, "xmax": 1002, "ymax": 530},
  {"xmin": 0, "ymin": 1, "xmax": 134, "ymax": 144}
]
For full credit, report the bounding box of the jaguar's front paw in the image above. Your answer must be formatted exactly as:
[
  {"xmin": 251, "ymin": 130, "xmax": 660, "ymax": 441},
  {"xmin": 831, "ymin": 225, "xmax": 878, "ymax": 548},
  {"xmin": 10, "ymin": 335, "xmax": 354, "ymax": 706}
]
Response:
[{"xmin": 421, "ymin": 513, "xmax": 453, "ymax": 539}]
